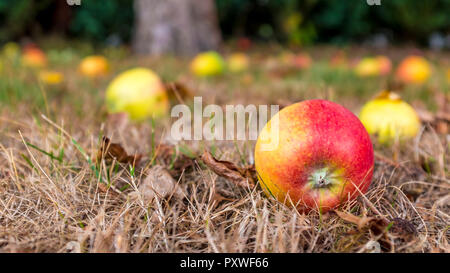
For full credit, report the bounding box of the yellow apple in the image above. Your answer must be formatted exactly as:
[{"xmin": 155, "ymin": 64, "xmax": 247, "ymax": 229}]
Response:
[
  {"xmin": 355, "ymin": 56, "xmax": 392, "ymax": 77},
  {"xmin": 39, "ymin": 71, "xmax": 64, "ymax": 85},
  {"xmin": 190, "ymin": 51, "xmax": 225, "ymax": 77},
  {"xmin": 359, "ymin": 91, "xmax": 421, "ymax": 143},
  {"xmin": 105, "ymin": 68, "xmax": 169, "ymax": 121},
  {"xmin": 79, "ymin": 55, "xmax": 109, "ymax": 78},
  {"xmin": 2, "ymin": 42, "xmax": 20, "ymax": 60},
  {"xmin": 355, "ymin": 57, "xmax": 380, "ymax": 77}
]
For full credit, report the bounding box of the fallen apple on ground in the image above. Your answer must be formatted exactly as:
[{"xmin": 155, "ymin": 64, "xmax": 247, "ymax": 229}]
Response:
[
  {"xmin": 39, "ymin": 71, "xmax": 64, "ymax": 85},
  {"xmin": 105, "ymin": 68, "xmax": 169, "ymax": 121},
  {"xmin": 354, "ymin": 57, "xmax": 380, "ymax": 77},
  {"xmin": 255, "ymin": 99, "xmax": 374, "ymax": 213},
  {"xmin": 359, "ymin": 91, "xmax": 421, "ymax": 143},
  {"xmin": 2, "ymin": 42, "xmax": 20, "ymax": 60},
  {"xmin": 355, "ymin": 56, "xmax": 392, "ymax": 77},
  {"xmin": 227, "ymin": 52, "xmax": 249, "ymax": 73},
  {"xmin": 190, "ymin": 51, "xmax": 225, "ymax": 77},
  {"xmin": 79, "ymin": 55, "xmax": 109, "ymax": 78},
  {"xmin": 21, "ymin": 47, "xmax": 47, "ymax": 68},
  {"xmin": 396, "ymin": 55, "xmax": 431, "ymax": 84}
]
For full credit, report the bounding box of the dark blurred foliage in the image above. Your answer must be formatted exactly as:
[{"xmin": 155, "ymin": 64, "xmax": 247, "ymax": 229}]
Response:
[
  {"xmin": 0, "ymin": 0, "xmax": 133, "ymax": 44},
  {"xmin": 69, "ymin": 0, "xmax": 133, "ymax": 44},
  {"xmin": 217, "ymin": 0, "xmax": 450, "ymax": 45},
  {"xmin": 0, "ymin": 0, "xmax": 449, "ymax": 46}
]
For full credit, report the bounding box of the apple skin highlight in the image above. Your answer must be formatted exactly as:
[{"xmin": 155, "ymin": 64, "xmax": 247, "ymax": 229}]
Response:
[{"xmin": 255, "ymin": 100, "xmax": 374, "ymax": 213}]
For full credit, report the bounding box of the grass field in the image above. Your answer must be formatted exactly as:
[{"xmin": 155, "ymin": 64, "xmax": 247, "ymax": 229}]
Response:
[{"xmin": 0, "ymin": 43, "xmax": 449, "ymax": 253}]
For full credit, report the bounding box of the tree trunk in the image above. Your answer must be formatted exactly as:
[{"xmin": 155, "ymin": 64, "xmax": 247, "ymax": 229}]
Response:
[{"xmin": 133, "ymin": 0, "xmax": 222, "ymax": 56}]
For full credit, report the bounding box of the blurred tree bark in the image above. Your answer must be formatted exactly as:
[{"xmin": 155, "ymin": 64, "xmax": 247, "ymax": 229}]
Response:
[{"xmin": 133, "ymin": 0, "xmax": 222, "ymax": 56}]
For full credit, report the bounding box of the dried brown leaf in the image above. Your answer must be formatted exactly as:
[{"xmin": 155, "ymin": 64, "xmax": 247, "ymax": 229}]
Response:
[
  {"xmin": 97, "ymin": 136, "xmax": 142, "ymax": 166},
  {"xmin": 335, "ymin": 210, "xmax": 393, "ymax": 251},
  {"xmin": 201, "ymin": 151, "xmax": 255, "ymax": 189},
  {"xmin": 154, "ymin": 144, "xmax": 194, "ymax": 177},
  {"xmin": 335, "ymin": 210, "xmax": 377, "ymax": 231}
]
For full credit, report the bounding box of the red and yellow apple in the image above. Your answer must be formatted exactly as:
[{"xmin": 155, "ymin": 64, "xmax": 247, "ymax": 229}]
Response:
[
  {"xmin": 354, "ymin": 56, "xmax": 392, "ymax": 77},
  {"xmin": 278, "ymin": 51, "xmax": 312, "ymax": 69},
  {"xmin": 79, "ymin": 55, "xmax": 109, "ymax": 78},
  {"xmin": 190, "ymin": 51, "xmax": 225, "ymax": 77},
  {"xmin": 105, "ymin": 68, "xmax": 169, "ymax": 121},
  {"xmin": 354, "ymin": 57, "xmax": 379, "ymax": 77},
  {"xmin": 21, "ymin": 47, "xmax": 47, "ymax": 68},
  {"xmin": 359, "ymin": 91, "xmax": 421, "ymax": 143},
  {"xmin": 227, "ymin": 52, "xmax": 249, "ymax": 73},
  {"xmin": 395, "ymin": 55, "xmax": 431, "ymax": 84},
  {"xmin": 255, "ymin": 100, "xmax": 374, "ymax": 213}
]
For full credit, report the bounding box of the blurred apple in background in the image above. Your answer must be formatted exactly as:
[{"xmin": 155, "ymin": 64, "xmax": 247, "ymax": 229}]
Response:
[
  {"xmin": 354, "ymin": 56, "xmax": 392, "ymax": 77},
  {"xmin": 190, "ymin": 51, "xmax": 225, "ymax": 77},
  {"xmin": 39, "ymin": 71, "xmax": 64, "ymax": 86},
  {"xmin": 355, "ymin": 57, "xmax": 379, "ymax": 77},
  {"xmin": 2, "ymin": 42, "xmax": 20, "ymax": 60},
  {"xmin": 105, "ymin": 68, "xmax": 169, "ymax": 121},
  {"xmin": 79, "ymin": 55, "xmax": 109, "ymax": 78},
  {"xmin": 359, "ymin": 91, "xmax": 421, "ymax": 143},
  {"xmin": 21, "ymin": 46, "xmax": 47, "ymax": 68},
  {"xmin": 396, "ymin": 56, "xmax": 431, "ymax": 84},
  {"xmin": 227, "ymin": 52, "xmax": 249, "ymax": 73},
  {"xmin": 277, "ymin": 51, "xmax": 312, "ymax": 70}
]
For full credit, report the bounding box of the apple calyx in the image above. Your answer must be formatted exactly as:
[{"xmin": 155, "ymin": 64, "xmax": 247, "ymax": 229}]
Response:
[{"xmin": 308, "ymin": 166, "xmax": 341, "ymax": 189}]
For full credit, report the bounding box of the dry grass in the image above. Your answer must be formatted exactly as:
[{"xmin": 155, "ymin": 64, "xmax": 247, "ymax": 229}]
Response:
[{"xmin": 0, "ymin": 45, "xmax": 449, "ymax": 253}]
